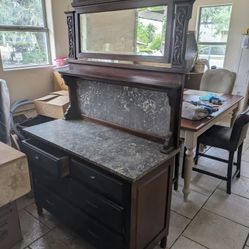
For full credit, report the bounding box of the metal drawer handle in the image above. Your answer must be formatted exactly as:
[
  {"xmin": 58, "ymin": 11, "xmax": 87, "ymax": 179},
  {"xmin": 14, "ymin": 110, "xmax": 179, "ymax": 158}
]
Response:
[
  {"xmin": 90, "ymin": 175, "xmax": 96, "ymax": 180},
  {"xmin": 87, "ymin": 229, "xmax": 99, "ymax": 240},
  {"xmin": 45, "ymin": 199, "xmax": 55, "ymax": 206},
  {"xmin": 86, "ymin": 200, "xmax": 98, "ymax": 209}
]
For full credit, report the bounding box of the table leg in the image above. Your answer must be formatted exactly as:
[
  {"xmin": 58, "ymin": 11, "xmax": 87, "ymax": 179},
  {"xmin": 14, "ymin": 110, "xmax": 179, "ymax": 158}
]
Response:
[
  {"xmin": 182, "ymin": 132, "xmax": 196, "ymax": 202},
  {"xmin": 231, "ymin": 105, "xmax": 239, "ymax": 126}
]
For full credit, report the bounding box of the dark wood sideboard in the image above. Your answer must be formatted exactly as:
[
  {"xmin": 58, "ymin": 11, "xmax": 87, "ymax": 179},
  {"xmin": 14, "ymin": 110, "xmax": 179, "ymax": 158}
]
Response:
[{"xmin": 21, "ymin": 0, "xmax": 195, "ymax": 248}]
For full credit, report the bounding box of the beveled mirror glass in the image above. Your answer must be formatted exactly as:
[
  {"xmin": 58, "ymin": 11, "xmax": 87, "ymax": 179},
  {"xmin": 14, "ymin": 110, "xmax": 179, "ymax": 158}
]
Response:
[{"xmin": 79, "ymin": 5, "xmax": 168, "ymax": 57}]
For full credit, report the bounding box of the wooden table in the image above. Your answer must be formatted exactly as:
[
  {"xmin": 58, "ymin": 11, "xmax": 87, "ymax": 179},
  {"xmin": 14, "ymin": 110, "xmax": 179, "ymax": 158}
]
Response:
[{"xmin": 180, "ymin": 90, "xmax": 243, "ymax": 201}]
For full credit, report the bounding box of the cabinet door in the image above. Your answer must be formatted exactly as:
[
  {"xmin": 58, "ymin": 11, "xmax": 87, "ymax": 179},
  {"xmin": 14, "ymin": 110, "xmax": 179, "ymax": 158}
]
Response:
[{"xmin": 131, "ymin": 159, "xmax": 173, "ymax": 249}]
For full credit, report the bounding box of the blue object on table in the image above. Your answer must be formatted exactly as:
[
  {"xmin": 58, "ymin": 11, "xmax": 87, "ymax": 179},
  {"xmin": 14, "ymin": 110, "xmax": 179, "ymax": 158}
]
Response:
[
  {"xmin": 199, "ymin": 93, "xmax": 224, "ymax": 105},
  {"xmin": 209, "ymin": 96, "xmax": 223, "ymax": 105},
  {"xmin": 189, "ymin": 100, "xmax": 219, "ymax": 114}
]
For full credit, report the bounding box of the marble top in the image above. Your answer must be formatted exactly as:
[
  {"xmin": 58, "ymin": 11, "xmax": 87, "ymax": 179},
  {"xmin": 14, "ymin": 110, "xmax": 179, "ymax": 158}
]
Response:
[{"xmin": 24, "ymin": 119, "xmax": 174, "ymax": 181}]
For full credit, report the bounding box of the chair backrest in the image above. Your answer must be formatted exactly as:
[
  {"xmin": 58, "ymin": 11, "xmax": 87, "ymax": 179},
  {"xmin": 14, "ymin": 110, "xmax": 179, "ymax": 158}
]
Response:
[
  {"xmin": 0, "ymin": 79, "xmax": 11, "ymax": 145},
  {"xmin": 200, "ymin": 69, "xmax": 236, "ymax": 94},
  {"xmin": 230, "ymin": 108, "xmax": 249, "ymax": 149}
]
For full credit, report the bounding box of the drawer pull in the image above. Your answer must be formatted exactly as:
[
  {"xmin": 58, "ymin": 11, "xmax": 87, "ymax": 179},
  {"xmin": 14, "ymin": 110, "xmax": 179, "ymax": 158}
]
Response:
[
  {"xmin": 35, "ymin": 155, "xmax": 40, "ymax": 160},
  {"xmin": 87, "ymin": 229, "xmax": 99, "ymax": 240},
  {"xmin": 90, "ymin": 175, "xmax": 96, "ymax": 180},
  {"xmin": 86, "ymin": 200, "xmax": 98, "ymax": 209},
  {"xmin": 45, "ymin": 199, "xmax": 55, "ymax": 207}
]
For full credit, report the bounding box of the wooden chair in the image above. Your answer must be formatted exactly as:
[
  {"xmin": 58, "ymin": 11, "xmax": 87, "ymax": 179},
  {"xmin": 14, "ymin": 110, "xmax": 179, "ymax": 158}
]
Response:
[
  {"xmin": 200, "ymin": 69, "xmax": 236, "ymax": 94},
  {"xmin": 194, "ymin": 108, "xmax": 249, "ymax": 194}
]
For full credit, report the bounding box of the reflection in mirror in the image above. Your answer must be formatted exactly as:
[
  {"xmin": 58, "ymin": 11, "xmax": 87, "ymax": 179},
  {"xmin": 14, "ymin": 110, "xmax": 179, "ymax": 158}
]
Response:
[{"xmin": 79, "ymin": 5, "xmax": 168, "ymax": 57}]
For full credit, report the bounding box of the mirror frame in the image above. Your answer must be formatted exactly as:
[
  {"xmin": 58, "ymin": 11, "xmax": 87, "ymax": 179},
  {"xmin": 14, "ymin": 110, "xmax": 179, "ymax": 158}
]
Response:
[
  {"xmin": 67, "ymin": 0, "xmax": 195, "ymax": 69},
  {"xmin": 75, "ymin": 0, "xmax": 172, "ymax": 63}
]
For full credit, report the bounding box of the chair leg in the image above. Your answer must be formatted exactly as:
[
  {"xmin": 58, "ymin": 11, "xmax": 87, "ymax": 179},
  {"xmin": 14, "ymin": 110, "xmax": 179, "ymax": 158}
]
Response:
[
  {"xmin": 227, "ymin": 151, "xmax": 234, "ymax": 194},
  {"xmin": 236, "ymin": 143, "xmax": 243, "ymax": 178},
  {"xmin": 174, "ymin": 153, "xmax": 179, "ymax": 191},
  {"xmin": 194, "ymin": 141, "xmax": 200, "ymax": 165},
  {"xmin": 181, "ymin": 147, "xmax": 187, "ymax": 179}
]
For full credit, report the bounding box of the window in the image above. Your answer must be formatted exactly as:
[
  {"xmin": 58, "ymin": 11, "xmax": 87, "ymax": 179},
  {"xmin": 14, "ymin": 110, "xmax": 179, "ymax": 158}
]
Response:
[
  {"xmin": 0, "ymin": 0, "xmax": 50, "ymax": 69},
  {"xmin": 197, "ymin": 5, "xmax": 232, "ymax": 68}
]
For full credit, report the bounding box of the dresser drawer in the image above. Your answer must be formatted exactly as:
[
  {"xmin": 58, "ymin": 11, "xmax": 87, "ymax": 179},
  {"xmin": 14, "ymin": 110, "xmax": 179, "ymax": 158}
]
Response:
[
  {"xmin": 32, "ymin": 168, "xmax": 125, "ymax": 233},
  {"xmin": 71, "ymin": 159, "xmax": 126, "ymax": 204},
  {"xmin": 22, "ymin": 139, "xmax": 69, "ymax": 178},
  {"xmin": 67, "ymin": 180, "xmax": 125, "ymax": 233},
  {"xmin": 35, "ymin": 184, "xmax": 124, "ymax": 249}
]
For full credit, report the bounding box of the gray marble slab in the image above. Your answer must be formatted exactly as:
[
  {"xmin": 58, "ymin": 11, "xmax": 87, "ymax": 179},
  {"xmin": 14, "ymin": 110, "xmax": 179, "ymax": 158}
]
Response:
[
  {"xmin": 77, "ymin": 80, "xmax": 171, "ymax": 139},
  {"xmin": 24, "ymin": 119, "xmax": 173, "ymax": 181}
]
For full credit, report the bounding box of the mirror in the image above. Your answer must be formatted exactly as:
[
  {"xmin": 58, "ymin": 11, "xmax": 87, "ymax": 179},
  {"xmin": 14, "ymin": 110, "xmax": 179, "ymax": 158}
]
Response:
[{"xmin": 79, "ymin": 5, "xmax": 168, "ymax": 57}]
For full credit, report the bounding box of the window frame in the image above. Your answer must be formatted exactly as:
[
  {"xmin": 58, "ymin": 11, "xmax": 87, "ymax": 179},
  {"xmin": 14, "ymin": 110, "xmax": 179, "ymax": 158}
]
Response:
[
  {"xmin": 0, "ymin": 0, "xmax": 51, "ymax": 70},
  {"xmin": 196, "ymin": 4, "xmax": 232, "ymax": 68}
]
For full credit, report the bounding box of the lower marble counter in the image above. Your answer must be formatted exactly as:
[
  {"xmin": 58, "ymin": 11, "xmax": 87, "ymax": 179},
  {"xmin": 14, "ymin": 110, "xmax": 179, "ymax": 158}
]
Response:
[{"xmin": 23, "ymin": 119, "xmax": 174, "ymax": 182}]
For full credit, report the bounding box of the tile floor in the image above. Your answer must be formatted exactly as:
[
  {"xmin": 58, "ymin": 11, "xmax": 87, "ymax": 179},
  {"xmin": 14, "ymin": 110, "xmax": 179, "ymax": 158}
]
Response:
[{"xmin": 12, "ymin": 132, "xmax": 249, "ymax": 249}]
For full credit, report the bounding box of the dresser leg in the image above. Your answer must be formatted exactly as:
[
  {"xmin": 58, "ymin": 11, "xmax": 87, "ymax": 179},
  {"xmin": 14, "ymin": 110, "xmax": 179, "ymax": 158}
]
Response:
[
  {"xmin": 37, "ymin": 204, "xmax": 43, "ymax": 216},
  {"xmin": 160, "ymin": 237, "xmax": 167, "ymax": 248}
]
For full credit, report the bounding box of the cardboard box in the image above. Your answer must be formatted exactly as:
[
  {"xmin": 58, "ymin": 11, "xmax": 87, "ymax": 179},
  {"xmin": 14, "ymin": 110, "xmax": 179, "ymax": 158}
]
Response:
[
  {"xmin": 53, "ymin": 71, "xmax": 68, "ymax": 91},
  {"xmin": 34, "ymin": 90, "xmax": 69, "ymax": 119},
  {"xmin": 0, "ymin": 142, "xmax": 31, "ymax": 208},
  {"xmin": 0, "ymin": 202, "xmax": 22, "ymax": 249}
]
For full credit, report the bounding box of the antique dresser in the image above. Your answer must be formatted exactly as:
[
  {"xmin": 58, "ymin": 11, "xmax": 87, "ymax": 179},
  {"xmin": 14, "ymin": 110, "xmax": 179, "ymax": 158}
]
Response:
[{"xmin": 22, "ymin": 0, "xmax": 195, "ymax": 248}]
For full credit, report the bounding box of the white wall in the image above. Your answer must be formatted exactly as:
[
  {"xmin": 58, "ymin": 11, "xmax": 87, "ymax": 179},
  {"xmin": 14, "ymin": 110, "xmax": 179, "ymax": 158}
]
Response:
[
  {"xmin": 50, "ymin": 0, "xmax": 72, "ymax": 58},
  {"xmin": 189, "ymin": 0, "xmax": 249, "ymax": 106},
  {"xmin": 0, "ymin": 0, "xmax": 72, "ymax": 104}
]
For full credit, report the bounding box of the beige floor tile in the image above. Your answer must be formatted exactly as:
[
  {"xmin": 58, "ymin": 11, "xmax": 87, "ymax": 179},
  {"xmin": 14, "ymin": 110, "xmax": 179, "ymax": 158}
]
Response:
[
  {"xmin": 205, "ymin": 147, "xmax": 241, "ymax": 162},
  {"xmin": 29, "ymin": 226, "xmax": 94, "ymax": 249},
  {"xmin": 204, "ymin": 189, "xmax": 249, "ymax": 227},
  {"xmin": 11, "ymin": 210, "xmax": 49, "ymax": 249},
  {"xmin": 243, "ymin": 142, "xmax": 249, "ymax": 152},
  {"xmin": 240, "ymin": 161, "xmax": 249, "ymax": 178},
  {"xmin": 205, "ymin": 147, "xmax": 229, "ymax": 160},
  {"xmin": 179, "ymin": 171, "xmax": 221, "ymax": 197},
  {"xmin": 219, "ymin": 176, "xmax": 249, "ymax": 199},
  {"xmin": 167, "ymin": 211, "xmax": 191, "ymax": 248},
  {"xmin": 196, "ymin": 150, "xmax": 243, "ymax": 177},
  {"xmin": 245, "ymin": 135, "xmax": 249, "ymax": 144},
  {"xmin": 195, "ymin": 161, "xmax": 228, "ymax": 176},
  {"xmin": 183, "ymin": 210, "xmax": 248, "ymax": 249},
  {"xmin": 171, "ymin": 236, "xmax": 207, "ymax": 249},
  {"xmin": 171, "ymin": 190, "xmax": 208, "ymax": 219},
  {"xmin": 197, "ymin": 156, "xmax": 227, "ymax": 173},
  {"xmin": 17, "ymin": 194, "xmax": 34, "ymax": 210},
  {"xmin": 242, "ymin": 148, "xmax": 249, "ymax": 162},
  {"xmin": 15, "ymin": 247, "xmax": 30, "ymax": 249},
  {"xmin": 25, "ymin": 203, "xmax": 58, "ymax": 229}
]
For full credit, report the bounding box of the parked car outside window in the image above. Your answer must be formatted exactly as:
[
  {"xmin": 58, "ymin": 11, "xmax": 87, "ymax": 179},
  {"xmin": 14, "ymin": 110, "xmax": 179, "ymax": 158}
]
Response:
[{"xmin": 198, "ymin": 45, "xmax": 226, "ymax": 68}]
